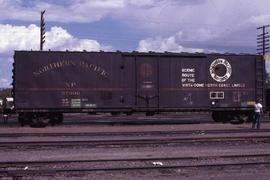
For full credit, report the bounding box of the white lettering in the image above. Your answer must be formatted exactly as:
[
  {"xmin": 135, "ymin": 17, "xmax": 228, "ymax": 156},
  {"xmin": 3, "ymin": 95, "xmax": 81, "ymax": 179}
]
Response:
[
  {"xmin": 182, "ymin": 73, "xmax": 195, "ymax": 78},
  {"xmin": 182, "ymin": 68, "xmax": 195, "ymax": 73}
]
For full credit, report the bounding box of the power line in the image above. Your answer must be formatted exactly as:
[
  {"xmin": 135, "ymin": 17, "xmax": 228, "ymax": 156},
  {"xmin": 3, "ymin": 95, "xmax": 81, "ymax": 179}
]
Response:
[{"xmin": 257, "ymin": 25, "xmax": 269, "ymax": 56}]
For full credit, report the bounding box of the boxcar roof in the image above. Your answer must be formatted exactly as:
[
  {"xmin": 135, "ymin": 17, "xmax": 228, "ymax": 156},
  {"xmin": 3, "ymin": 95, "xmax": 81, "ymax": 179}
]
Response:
[{"xmin": 14, "ymin": 50, "xmax": 259, "ymax": 57}]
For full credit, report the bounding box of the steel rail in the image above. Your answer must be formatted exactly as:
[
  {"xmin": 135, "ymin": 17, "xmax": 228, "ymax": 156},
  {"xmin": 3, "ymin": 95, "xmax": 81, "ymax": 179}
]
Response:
[
  {"xmin": 0, "ymin": 135, "xmax": 270, "ymax": 148},
  {"xmin": 1, "ymin": 153, "xmax": 270, "ymax": 177},
  {"xmin": 1, "ymin": 128, "xmax": 270, "ymax": 138},
  {"xmin": 1, "ymin": 152, "xmax": 270, "ymax": 164}
]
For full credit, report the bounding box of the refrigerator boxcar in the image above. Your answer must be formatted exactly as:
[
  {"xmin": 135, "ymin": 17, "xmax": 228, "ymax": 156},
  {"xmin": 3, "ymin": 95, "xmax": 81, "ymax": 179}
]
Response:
[{"xmin": 13, "ymin": 51, "xmax": 265, "ymax": 125}]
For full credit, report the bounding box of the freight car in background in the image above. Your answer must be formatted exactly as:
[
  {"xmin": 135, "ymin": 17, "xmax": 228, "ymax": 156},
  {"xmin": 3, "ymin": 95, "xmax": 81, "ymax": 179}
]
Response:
[{"xmin": 13, "ymin": 51, "xmax": 265, "ymax": 125}]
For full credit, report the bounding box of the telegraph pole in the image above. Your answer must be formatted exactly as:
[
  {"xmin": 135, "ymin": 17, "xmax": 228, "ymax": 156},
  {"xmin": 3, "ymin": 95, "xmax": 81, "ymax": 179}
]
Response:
[
  {"xmin": 40, "ymin": 10, "xmax": 46, "ymax": 51},
  {"xmin": 257, "ymin": 25, "xmax": 269, "ymax": 59}
]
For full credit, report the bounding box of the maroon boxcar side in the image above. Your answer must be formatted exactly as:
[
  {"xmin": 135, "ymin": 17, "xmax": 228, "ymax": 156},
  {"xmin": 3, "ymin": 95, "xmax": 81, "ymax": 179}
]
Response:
[{"xmin": 13, "ymin": 51, "xmax": 264, "ymax": 124}]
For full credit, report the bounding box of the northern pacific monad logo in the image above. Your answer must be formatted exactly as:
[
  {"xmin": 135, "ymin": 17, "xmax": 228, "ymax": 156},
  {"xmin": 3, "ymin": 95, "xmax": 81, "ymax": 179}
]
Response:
[{"xmin": 209, "ymin": 58, "xmax": 232, "ymax": 82}]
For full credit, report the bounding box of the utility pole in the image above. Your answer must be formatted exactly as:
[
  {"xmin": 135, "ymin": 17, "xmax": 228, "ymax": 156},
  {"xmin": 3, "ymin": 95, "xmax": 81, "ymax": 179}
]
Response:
[
  {"xmin": 40, "ymin": 10, "xmax": 46, "ymax": 51},
  {"xmin": 257, "ymin": 25, "xmax": 269, "ymax": 60}
]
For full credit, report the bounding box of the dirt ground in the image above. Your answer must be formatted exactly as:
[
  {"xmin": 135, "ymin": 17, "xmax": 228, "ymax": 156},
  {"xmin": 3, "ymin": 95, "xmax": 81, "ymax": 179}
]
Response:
[{"xmin": 0, "ymin": 114, "xmax": 270, "ymax": 179}]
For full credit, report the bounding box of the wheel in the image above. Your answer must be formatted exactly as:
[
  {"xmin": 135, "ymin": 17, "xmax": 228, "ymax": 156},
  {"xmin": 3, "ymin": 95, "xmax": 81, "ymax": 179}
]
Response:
[
  {"xmin": 124, "ymin": 111, "xmax": 133, "ymax": 116},
  {"xmin": 230, "ymin": 113, "xmax": 246, "ymax": 124},
  {"xmin": 18, "ymin": 114, "xmax": 25, "ymax": 127},
  {"xmin": 111, "ymin": 112, "xmax": 120, "ymax": 116},
  {"xmin": 56, "ymin": 113, "xmax": 64, "ymax": 124},
  {"xmin": 211, "ymin": 111, "xmax": 220, "ymax": 122},
  {"xmin": 28, "ymin": 113, "xmax": 50, "ymax": 127},
  {"xmin": 18, "ymin": 113, "xmax": 33, "ymax": 126},
  {"xmin": 49, "ymin": 113, "xmax": 63, "ymax": 125},
  {"xmin": 212, "ymin": 111, "xmax": 230, "ymax": 123},
  {"xmin": 220, "ymin": 112, "xmax": 230, "ymax": 123},
  {"xmin": 31, "ymin": 116, "xmax": 49, "ymax": 127},
  {"xmin": 146, "ymin": 111, "xmax": 155, "ymax": 116},
  {"xmin": 238, "ymin": 114, "xmax": 249, "ymax": 122}
]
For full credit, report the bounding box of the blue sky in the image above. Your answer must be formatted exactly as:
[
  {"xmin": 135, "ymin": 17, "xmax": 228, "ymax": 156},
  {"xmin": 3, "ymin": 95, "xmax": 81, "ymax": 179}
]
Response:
[{"xmin": 1, "ymin": 0, "xmax": 270, "ymax": 87}]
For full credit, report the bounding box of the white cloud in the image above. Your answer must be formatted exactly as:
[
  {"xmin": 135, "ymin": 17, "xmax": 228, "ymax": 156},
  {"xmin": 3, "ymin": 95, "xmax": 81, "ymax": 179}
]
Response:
[
  {"xmin": 0, "ymin": 0, "xmax": 125, "ymax": 23},
  {"xmin": 181, "ymin": 28, "xmax": 221, "ymax": 42},
  {"xmin": 44, "ymin": 26, "xmax": 112, "ymax": 51},
  {"xmin": 0, "ymin": 0, "xmax": 269, "ymax": 47},
  {"xmin": 72, "ymin": 0, "xmax": 124, "ymax": 8},
  {"xmin": 7, "ymin": 57, "xmax": 13, "ymax": 63},
  {"xmin": 0, "ymin": 24, "xmax": 112, "ymax": 55},
  {"xmin": 126, "ymin": 0, "xmax": 156, "ymax": 7},
  {"xmin": 249, "ymin": 15, "xmax": 270, "ymax": 25},
  {"xmin": 0, "ymin": 78, "xmax": 10, "ymax": 88},
  {"xmin": 137, "ymin": 36, "xmax": 203, "ymax": 53},
  {"xmin": 0, "ymin": 0, "xmax": 270, "ymax": 30},
  {"xmin": 0, "ymin": 24, "xmax": 39, "ymax": 54}
]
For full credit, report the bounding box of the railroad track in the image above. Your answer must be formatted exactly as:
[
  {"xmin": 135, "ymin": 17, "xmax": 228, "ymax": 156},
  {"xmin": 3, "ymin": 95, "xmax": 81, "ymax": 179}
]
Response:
[
  {"xmin": 1, "ymin": 153, "xmax": 270, "ymax": 178},
  {"xmin": 1, "ymin": 128, "xmax": 270, "ymax": 138},
  {"xmin": 0, "ymin": 134, "xmax": 270, "ymax": 149}
]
